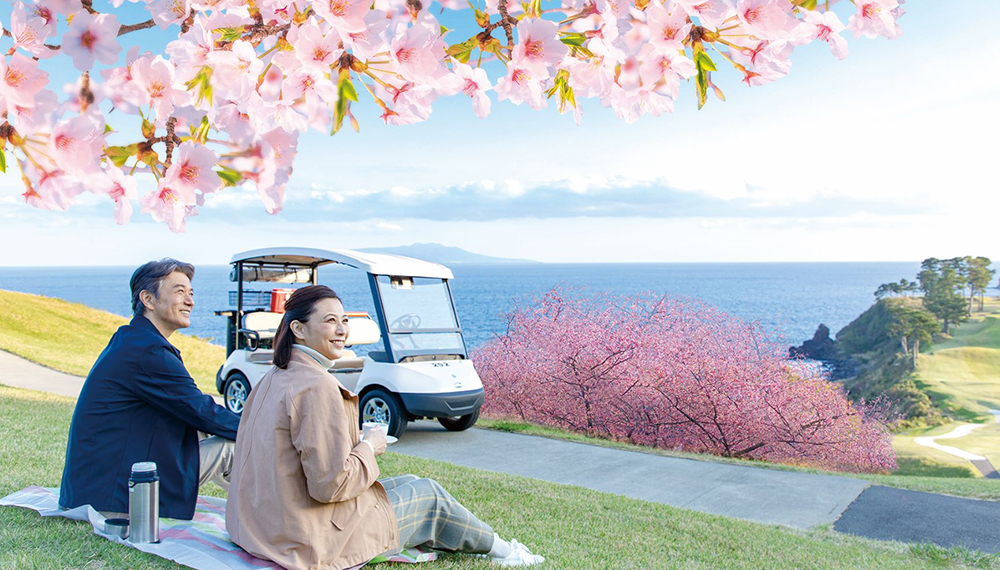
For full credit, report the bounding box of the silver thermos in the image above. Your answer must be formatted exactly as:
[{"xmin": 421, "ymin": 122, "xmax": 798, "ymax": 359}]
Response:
[{"xmin": 128, "ymin": 461, "xmax": 160, "ymax": 544}]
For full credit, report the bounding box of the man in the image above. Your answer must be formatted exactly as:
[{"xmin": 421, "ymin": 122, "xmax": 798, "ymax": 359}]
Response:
[{"xmin": 59, "ymin": 259, "xmax": 240, "ymax": 520}]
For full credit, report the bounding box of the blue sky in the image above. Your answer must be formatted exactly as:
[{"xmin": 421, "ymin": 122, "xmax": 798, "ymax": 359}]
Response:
[{"xmin": 1, "ymin": 1, "xmax": 998, "ymax": 265}]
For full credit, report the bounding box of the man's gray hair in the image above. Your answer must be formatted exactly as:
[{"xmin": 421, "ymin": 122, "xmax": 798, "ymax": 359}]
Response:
[{"xmin": 130, "ymin": 259, "xmax": 196, "ymax": 316}]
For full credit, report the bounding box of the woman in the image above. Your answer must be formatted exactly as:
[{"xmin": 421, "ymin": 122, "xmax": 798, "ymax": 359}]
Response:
[{"xmin": 226, "ymin": 285, "xmax": 544, "ymax": 570}]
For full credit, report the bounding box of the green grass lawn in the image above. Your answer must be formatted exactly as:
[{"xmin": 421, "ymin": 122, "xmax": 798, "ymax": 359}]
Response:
[
  {"xmin": 0, "ymin": 289, "xmax": 225, "ymax": 394},
  {"xmin": 2, "ymin": 385, "xmax": 998, "ymax": 570}
]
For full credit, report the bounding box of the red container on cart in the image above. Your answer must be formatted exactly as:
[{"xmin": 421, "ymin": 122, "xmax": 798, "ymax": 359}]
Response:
[{"xmin": 270, "ymin": 289, "xmax": 295, "ymax": 313}]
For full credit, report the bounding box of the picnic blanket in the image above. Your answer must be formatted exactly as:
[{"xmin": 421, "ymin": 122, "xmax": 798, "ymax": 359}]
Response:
[{"xmin": 1, "ymin": 486, "xmax": 436, "ymax": 570}]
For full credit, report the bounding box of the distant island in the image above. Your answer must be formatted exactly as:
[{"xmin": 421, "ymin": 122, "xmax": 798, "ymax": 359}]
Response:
[{"xmin": 358, "ymin": 243, "xmax": 540, "ymax": 265}]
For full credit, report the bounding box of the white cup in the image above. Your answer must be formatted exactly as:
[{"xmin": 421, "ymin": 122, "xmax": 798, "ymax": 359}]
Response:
[{"xmin": 361, "ymin": 422, "xmax": 388, "ymax": 441}]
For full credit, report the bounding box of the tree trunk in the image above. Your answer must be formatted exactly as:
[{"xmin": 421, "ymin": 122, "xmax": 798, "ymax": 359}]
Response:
[
  {"xmin": 943, "ymin": 318, "xmax": 949, "ymax": 335},
  {"xmin": 900, "ymin": 336, "xmax": 908, "ymax": 357},
  {"xmin": 913, "ymin": 338, "xmax": 920, "ymax": 366}
]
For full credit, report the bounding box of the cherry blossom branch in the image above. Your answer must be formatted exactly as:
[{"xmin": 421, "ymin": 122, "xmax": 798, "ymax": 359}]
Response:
[
  {"xmin": 162, "ymin": 118, "xmax": 179, "ymax": 169},
  {"xmin": 118, "ymin": 19, "xmax": 157, "ymax": 36},
  {"xmin": 496, "ymin": 0, "xmax": 516, "ymax": 58}
]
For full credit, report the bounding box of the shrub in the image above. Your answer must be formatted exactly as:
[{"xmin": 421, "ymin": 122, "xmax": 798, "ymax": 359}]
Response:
[{"xmin": 475, "ymin": 289, "xmax": 896, "ymax": 473}]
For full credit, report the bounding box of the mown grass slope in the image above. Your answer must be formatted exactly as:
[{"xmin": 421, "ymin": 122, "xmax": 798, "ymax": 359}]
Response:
[
  {"xmin": 2, "ymin": 385, "xmax": 998, "ymax": 570},
  {"xmin": 0, "ymin": 290, "xmax": 224, "ymax": 394}
]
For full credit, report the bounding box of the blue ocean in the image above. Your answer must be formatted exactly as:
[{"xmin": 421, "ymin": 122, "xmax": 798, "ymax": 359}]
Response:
[{"xmin": 0, "ymin": 262, "xmax": 920, "ymax": 349}]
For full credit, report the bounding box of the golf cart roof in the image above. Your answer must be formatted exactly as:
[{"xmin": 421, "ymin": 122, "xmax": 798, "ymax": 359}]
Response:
[{"xmin": 230, "ymin": 247, "xmax": 454, "ymax": 279}]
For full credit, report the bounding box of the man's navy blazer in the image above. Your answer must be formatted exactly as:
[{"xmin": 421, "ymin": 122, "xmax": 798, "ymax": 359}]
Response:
[{"xmin": 59, "ymin": 314, "xmax": 240, "ymax": 520}]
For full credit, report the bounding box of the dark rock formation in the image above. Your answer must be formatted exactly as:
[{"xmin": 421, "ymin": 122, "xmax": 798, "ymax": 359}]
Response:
[
  {"xmin": 790, "ymin": 324, "xmax": 838, "ymax": 360},
  {"xmin": 790, "ymin": 324, "xmax": 857, "ymax": 380}
]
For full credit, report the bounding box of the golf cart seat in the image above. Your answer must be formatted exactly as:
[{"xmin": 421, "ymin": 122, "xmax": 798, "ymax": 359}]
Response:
[
  {"xmin": 332, "ymin": 315, "xmax": 382, "ymax": 371},
  {"xmin": 241, "ymin": 311, "xmax": 283, "ymax": 350}
]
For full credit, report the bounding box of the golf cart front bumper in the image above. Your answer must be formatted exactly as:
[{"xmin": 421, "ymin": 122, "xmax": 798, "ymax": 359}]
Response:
[{"xmin": 399, "ymin": 388, "xmax": 484, "ymax": 418}]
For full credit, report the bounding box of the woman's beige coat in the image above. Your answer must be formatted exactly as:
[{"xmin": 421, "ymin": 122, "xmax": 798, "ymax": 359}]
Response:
[{"xmin": 226, "ymin": 350, "xmax": 399, "ymax": 570}]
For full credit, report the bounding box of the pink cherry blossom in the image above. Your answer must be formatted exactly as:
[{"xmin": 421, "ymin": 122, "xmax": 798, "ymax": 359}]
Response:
[
  {"xmin": 92, "ymin": 167, "xmax": 138, "ymax": 224},
  {"xmin": 49, "ymin": 116, "xmax": 104, "ymax": 175},
  {"xmin": 0, "ymin": 53, "xmax": 49, "ymax": 113},
  {"xmin": 736, "ymin": 0, "xmax": 794, "ymax": 41},
  {"xmin": 62, "ymin": 11, "xmax": 122, "ymax": 71},
  {"xmin": 673, "ymin": 0, "xmax": 732, "ymax": 28},
  {"xmin": 512, "ymin": 18, "xmax": 568, "ymax": 78},
  {"xmin": 389, "ymin": 24, "xmax": 447, "ymax": 85},
  {"xmin": 849, "ymin": 0, "xmax": 901, "ymax": 39},
  {"xmin": 148, "ymin": 0, "xmax": 191, "ymax": 28},
  {"xmin": 141, "ymin": 181, "xmax": 194, "ymax": 232},
  {"xmin": 10, "ymin": 2, "xmax": 55, "ymax": 59},
  {"xmin": 0, "ymin": 0, "xmax": 905, "ymax": 231},
  {"xmin": 164, "ymin": 141, "xmax": 221, "ymax": 197},
  {"xmin": 802, "ymin": 10, "xmax": 848, "ymax": 60},
  {"xmin": 164, "ymin": 20, "xmax": 214, "ymax": 81},
  {"xmin": 293, "ymin": 23, "xmax": 343, "ymax": 74},
  {"xmin": 27, "ymin": 3, "xmax": 58, "ymax": 34},
  {"xmin": 44, "ymin": 0, "xmax": 83, "ymax": 16},
  {"xmin": 9, "ymin": 88, "xmax": 57, "ymax": 132},
  {"xmin": 475, "ymin": 289, "xmax": 896, "ymax": 473},
  {"xmin": 452, "ymin": 63, "xmax": 492, "ymax": 119},
  {"xmin": 495, "ymin": 67, "xmax": 546, "ymax": 110},
  {"xmin": 637, "ymin": 44, "xmax": 696, "ymax": 98},
  {"xmin": 207, "ymin": 40, "xmax": 263, "ymax": 101},
  {"xmin": 21, "ymin": 166, "xmax": 80, "ymax": 211},
  {"xmin": 312, "ymin": 0, "xmax": 370, "ymax": 34},
  {"xmin": 644, "ymin": 3, "xmax": 691, "ymax": 52},
  {"xmin": 341, "ymin": 11, "xmax": 391, "ymax": 60},
  {"xmin": 123, "ymin": 56, "xmax": 189, "ymax": 125}
]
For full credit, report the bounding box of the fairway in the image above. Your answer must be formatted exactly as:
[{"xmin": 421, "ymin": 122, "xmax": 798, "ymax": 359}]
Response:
[{"xmin": 894, "ymin": 299, "xmax": 1000, "ymax": 475}]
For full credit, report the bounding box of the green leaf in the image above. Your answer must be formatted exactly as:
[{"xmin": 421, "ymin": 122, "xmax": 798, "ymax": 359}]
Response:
[
  {"xmin": 184, "ymin": 67, "xmax": 214, "ymax": 106},
  {"xmin": 446, "ymin": 37, "xmax": 479, "ymax": 64},
  {"xmin": 801, "ymin": 0, "xmax": 817, "ymax": 10},
  {"xmin": 695, "ymin": 51, "xmax": 717, "ymax": 72},
  {"xmin": 213, "ymin": 26, "xmax": 246, "ymax": 42},
  {"xmin": 333, "ymin": 70, "xmax": 358, "ymax": 135},
  {"xmin": 105, "ymin": 144, "xmax": 138, "ymax": 168},
  {"xmin": 216, "ymin": 167, "xmax": 243, "ymax": 187},
  {"xmin": 559, "ymin": 33, "xmax": 587, "ymax": 48},
  {"xmin": 103, "ymin": 124, "xmax": 114, "ymax": 134},
  {"xmin": 141, "ymin": 118, "xmax": 155, "ymax": 139},
  {"xmin": 0, "ymin": 149, "xmax": 6, "ymax": 174}
]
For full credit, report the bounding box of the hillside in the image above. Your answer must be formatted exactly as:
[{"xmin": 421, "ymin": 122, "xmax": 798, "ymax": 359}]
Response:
[
  {"xmin": 0, "ymin": 290, "xmax": 224, "ymax": 394},
  {"xmin": 832, "ymin": 298, "xmax": 942, "ymax": 425}
]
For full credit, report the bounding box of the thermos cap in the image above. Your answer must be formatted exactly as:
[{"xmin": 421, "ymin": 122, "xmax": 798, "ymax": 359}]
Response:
[{"xmin": 131, "ymin": 461, "xmax": 157, "ymax": 473}]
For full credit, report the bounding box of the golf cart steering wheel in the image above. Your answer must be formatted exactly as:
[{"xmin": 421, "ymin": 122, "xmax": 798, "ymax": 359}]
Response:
[{"xmin": 390, "ymin": 313, "xmax": 422, "ymax": 331}]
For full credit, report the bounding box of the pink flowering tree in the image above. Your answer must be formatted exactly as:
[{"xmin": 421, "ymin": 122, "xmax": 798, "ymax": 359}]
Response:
[
  {"xmin": 0, "ymin": 0, "xmax": 904, "ymax": 231},
  {"xmin": 474, "ymin": 288, "xmax": 897, "ymax": 473}
]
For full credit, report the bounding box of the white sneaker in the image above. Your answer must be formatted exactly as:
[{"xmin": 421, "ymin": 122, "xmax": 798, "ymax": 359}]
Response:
[{"xmin": 491, "ymin": 539, "xmax": 545, "ymax": 566}]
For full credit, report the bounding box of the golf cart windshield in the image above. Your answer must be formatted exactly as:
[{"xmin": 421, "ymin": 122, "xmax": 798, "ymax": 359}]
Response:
[{"xmin": 376, "ymin": 275, "xmax": 465, "ymax": 357}]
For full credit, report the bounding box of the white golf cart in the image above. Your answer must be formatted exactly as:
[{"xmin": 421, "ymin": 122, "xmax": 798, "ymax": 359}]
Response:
[{"xmin": 214, "ymin": 247, "xmax": 484, "ymax": 438}]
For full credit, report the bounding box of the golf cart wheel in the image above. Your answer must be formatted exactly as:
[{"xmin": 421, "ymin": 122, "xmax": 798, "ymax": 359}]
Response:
[
  {"xmin": 360, "ymin": 389, "xmax": 407, "ymax": 439},
  {"xmin": 438, "ymin": 409, "xmax": 480, "ymax": 432},
  {"xmin": 224, "ymin": 372, "xmax": 251, "ymax": 415}
]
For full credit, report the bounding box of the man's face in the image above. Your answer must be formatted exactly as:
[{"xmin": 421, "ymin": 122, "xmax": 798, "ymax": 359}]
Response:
[{"xmin": 145, "ymin": 271, "xmax": 194, "ymax": 331}]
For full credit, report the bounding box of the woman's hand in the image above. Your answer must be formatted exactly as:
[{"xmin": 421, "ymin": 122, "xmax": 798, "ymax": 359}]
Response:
[{"xmin": 362, "ymin": 430, "xmax": 387, "ymax": 456}]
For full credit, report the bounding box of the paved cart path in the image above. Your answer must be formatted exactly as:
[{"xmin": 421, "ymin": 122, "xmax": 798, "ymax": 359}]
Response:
[{"xmin": 4, "ymin": 349, "xmax": 1000, "ymax": 553}]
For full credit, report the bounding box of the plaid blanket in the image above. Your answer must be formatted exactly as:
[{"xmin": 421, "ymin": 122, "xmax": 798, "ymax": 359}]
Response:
[{"xmin": 0, "ymin": 486, "xmax": 436, "ymax": 570}]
